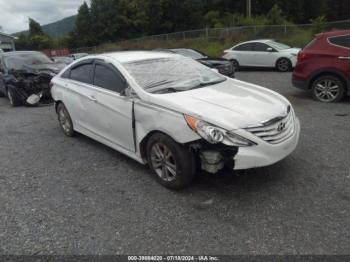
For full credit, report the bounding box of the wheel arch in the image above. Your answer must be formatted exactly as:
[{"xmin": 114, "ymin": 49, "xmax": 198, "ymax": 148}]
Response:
[
  {"xmin": 308, "ymin": 70, "xmax": 349, "ymax": 93},
  {"xmin": 275, "ymin": 57, "xmax": 291, "ymax": 67},
  {"xmin": 54, "ymin": 100, "xmax": 63, "ymax": 113},
  {"xmin": 139, "ymin": 130, "xmax": 184, "ymax": 163}
]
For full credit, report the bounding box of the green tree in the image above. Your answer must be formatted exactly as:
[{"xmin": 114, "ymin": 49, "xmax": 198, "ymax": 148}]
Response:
[
  {"xmin": 74, "ymin": 2, "xmax": 96, "ymax": 46},
  {"xmin": 311, "ymin": 15, "xmax": 327, "ymax": 34},
  {"xmin": 266, "ymin": 4, "xmax": 287, "ymax": 25},
  {"xmin": 29, "ymin": 18, "xmax": 44, "ymax": 36}
]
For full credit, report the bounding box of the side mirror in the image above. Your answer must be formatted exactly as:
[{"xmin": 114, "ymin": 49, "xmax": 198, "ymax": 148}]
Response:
[{"xmin": 267, "ymin": 47, "xmax": 273, "ymax": 52}]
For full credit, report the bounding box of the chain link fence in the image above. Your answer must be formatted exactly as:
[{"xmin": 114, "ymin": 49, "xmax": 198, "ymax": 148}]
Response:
[{"xmin": 70, "ymin": 19, "xmax": 350, "ymax": 54}]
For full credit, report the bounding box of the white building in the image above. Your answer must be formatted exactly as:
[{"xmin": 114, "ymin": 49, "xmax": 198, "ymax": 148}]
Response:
[{"xmin": 0, "ymin": 32, "xmax": 16, "ymax": 52}]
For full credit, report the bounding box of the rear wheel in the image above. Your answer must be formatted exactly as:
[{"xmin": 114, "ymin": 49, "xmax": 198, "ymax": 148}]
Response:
[
  {"xmin": 57, "ymin": 103, "xmax": 75, "ymax": 136},
  {"xmin": 7, "ymin": 88, "xmax": 21, "ymax": 107},
  {"xmin": 311, "ymin": 75, "xmax": 345, "ymax": 103},
  {"xmin": 276, "ymin": 58, "xmax": 292, "ymax": 72},
  {"xmin": 146, "ymin": 133, "xmax": 196, "ymax": 189}
]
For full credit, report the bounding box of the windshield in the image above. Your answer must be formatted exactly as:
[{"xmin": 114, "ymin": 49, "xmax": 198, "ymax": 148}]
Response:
[
  {"xmin": 268, "ymin": 41, "xmax": 291, "ymax": 50},
  {"xmin": 171, "ymin": 49, "xmax": 207, "ymax": 60},
  {"xmin": 4, "ymin": 52, "xmax": 53, "ymax": 70},
  {"xmin": 123, "ymin": 57, "xmax": 226, "ymax": 94}
]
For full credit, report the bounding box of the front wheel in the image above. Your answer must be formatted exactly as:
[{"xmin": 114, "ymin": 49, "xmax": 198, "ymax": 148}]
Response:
[
  {"xmin": 276, "ymin": 58, "xmax": 292, "ymax": 72},
  {"xmin": 146, "ymin": 133, "xmax": 196, "ymax": 189},
  {"xmin": 311, "ymin": 75, "xmax": 345, "ymax": 103},
  {"xmin": 57, "ymin": 103, "xmax": 75, "ymax": 136}
]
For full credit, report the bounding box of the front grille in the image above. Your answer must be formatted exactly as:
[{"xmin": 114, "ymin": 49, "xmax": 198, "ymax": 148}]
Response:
[{"xmin": 246, "ymin": 112, "xmax": 295, "ymax": 144}]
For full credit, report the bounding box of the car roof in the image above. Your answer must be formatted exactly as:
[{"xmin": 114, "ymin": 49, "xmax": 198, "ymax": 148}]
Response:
[
  {"xmin": 316, "ymin": 29, "xmax": 350, "ymax": 38},
  {"xmin": 100, "ymin": 51, "xmax": 178, "ymax": 63},
  {"xmin": 236, "ymin": 39, "xmax": 274, "ymax": 45}
]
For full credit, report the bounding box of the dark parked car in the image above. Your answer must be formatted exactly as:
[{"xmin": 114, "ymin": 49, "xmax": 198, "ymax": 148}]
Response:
[
  {"xmin": 52, "ymin": 56, "xmax": 74, "ymax": 65},
  {"xmin": 157, "ymin": 48, "xmax": 235, "ymax": 77},
  {"xmin": 0, "ymin": 51, "xmax": 65, "ymax": 106},
  {"xmin": 293, "ymin": 29, "xmax": 350, "ymax": 102}
]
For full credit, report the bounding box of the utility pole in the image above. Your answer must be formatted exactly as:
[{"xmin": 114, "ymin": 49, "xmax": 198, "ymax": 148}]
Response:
[{"xmin": 246, "ymin": 0, "xmax": 252, "ymax": 18}]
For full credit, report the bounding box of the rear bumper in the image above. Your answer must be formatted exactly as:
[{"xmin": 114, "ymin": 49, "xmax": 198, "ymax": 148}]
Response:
[{"xmin": 233, "ymin": 118, "xmax": 300, "ymax": 170}]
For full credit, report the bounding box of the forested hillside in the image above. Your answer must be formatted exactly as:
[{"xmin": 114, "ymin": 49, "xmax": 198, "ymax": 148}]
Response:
[
  {"xmin": 14, "ymin": 0, "xmax": 350, "ymax": 51},
  {"xmin": 14, "ymin": 16, "xmax": 76, "ymax": 38}
]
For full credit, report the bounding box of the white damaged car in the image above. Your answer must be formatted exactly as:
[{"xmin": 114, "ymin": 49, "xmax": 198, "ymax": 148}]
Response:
[{"xmin": 51, "ymin": 51, "xmax": 300, "ymax": 189}]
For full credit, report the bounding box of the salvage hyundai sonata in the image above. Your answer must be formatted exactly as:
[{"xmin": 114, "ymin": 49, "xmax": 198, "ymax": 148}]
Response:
[{"xmin": 51, "ymin": 51, "xmax": 300, "ymax": 189}]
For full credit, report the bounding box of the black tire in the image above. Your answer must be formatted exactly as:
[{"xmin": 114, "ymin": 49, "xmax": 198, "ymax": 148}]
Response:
[
  {"xmin": 311, "ymin": 75, "xmax": 346, "ymax": 103},
  {"xmin": 231, "ymin": 59, "xmax": 239, "ymax": 70},
  {"xmin": 146, "ymin": 133, "xmax": 196, "ymax": 189},
  {"xmin": 7, "ymin": 87, "xmax": 21, "ymax": 107},
  {"xmin": 276, "ymin": 58, "xmax": 292, "ymax": 72},
  {"xmin": 57, "ymin": 103, "xmax": 75, "ymax": 137},
  {"xmin": 0, "ymin": 90, "xmax": 5, "ymax": 97}
]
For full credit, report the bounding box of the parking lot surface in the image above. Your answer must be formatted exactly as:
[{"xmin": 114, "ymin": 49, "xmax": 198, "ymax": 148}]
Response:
[{"xmin": 0, "ymin": 71, "xmax": 349, "ymax": 255}]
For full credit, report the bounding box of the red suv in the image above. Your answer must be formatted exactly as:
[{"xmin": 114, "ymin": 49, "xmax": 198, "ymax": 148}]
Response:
[{"xmin": 292, "ymin": 30, "xmax": 350, "ymax": 102}]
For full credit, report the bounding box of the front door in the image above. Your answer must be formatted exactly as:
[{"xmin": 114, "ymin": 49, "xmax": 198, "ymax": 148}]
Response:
[
  {"xmin": 89, "ymin": 62, "xmax": 135, "ymax": 152},
  {"xmin": 253, "ymin": 42, "xmax": 277, "ymax": 67}
]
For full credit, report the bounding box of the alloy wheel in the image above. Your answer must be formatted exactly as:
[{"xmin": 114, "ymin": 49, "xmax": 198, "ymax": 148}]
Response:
[
  {"xmin": 58, "ymin": 108, "xmax": 72, "ymax": 134},
  {"xmin": 277, "ymin": 59, "xmax": 290, "ymax": 72},
  {"xmin": 314, "ymin": 79, "xmax": 340, "ymax": 102},
  {"xmin": 150, "ymin": 142, "xmax": 177, "ymax": 182}
]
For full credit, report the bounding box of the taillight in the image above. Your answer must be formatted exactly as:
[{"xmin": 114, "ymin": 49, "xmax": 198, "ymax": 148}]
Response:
[{"xmin": 297, "ymin": 52, "xmax": 312, "ymax": 63}]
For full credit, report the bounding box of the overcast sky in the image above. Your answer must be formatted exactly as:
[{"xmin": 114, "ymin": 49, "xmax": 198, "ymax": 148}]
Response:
[{"xmin": 0, "ymin": 0, "xmax": 87, "ymax": 34}]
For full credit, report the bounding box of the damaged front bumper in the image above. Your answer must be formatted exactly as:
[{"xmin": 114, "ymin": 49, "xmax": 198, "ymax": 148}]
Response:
[{"xmin": 193, "ymin": 118, "xmax": 300, "ymax": 173}]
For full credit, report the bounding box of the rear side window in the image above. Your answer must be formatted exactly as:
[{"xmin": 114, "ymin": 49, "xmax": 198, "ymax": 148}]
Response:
[
  {"xmin": 70, "ymin": 63, "xmax": 93, "ymax": 84},
  {"xmin": 94, "ymin": 64, "xmax": 126, "ymax": 93},
  {"xmin": 234, "ymin": 43, "xmax": 254, "ymax": 51},
  {"xmin": 328, "ymin": 35, "xmax": 350, "ymax": 48}
]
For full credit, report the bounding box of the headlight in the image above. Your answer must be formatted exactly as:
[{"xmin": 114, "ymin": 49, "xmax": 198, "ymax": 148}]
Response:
[{"xmin": 184, "ymin": 115, "xmax": 255, "ymax": 147}]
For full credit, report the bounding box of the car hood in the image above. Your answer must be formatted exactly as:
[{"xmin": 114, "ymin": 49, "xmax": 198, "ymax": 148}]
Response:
[
  {"xmin": 22, "ymin": 63, "xmax": 66, "ymax": 74},
  {"xmin": 147, "ymin": 79, "xmax": 290, "ymax": 130}
]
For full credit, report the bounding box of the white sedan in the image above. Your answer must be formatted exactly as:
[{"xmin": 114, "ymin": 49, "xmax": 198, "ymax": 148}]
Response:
[
  {"xmin": 51, "ymin": 51, "xmax": 300, "ymax": 189},
  {"xmin": 223, "ymin": 39, "xmax": 301, "ymax": 72}
]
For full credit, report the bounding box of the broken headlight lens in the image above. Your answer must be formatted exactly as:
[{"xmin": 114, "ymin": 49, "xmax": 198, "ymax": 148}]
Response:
[{"xmin": 184, "ymin": 115, "xmax": 255, "ymax": 147}]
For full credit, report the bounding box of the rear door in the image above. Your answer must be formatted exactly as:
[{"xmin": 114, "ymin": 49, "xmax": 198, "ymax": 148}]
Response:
[
  {"xmin": 89, "ymin": 61, "xmax": 135, "ymax": 152},
  {"xmin": 232, "ymin": 43, "xmax": 255, "ymax": 66},
  {"xmin": 61, "ymin": 60, "xmax": 97, "ymax": 131},
  {"xmin": 328, "ymin": 35, "xmax": 350, "ymax": 77}
]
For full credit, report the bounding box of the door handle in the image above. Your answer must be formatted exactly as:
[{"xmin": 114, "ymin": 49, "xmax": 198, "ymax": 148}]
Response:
[{"xmin": 338, "ymin": 56, "xmax": 350, "ymax": 60}]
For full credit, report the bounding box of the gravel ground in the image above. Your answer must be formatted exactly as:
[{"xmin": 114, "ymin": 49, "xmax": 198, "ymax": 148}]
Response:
[{"xmin": 0, "ymin": 71, "xmax": 349, "ymax": 255}]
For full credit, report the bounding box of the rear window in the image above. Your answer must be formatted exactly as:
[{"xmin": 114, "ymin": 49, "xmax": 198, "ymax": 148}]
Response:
[{"xmin": 328, "ymin": 35, "xmax": 350, "ymax": 48}]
